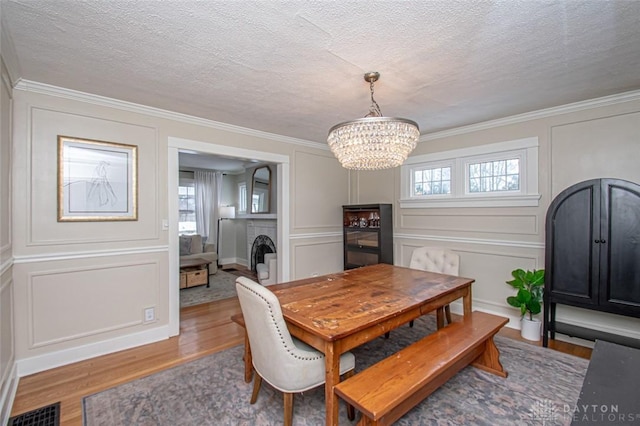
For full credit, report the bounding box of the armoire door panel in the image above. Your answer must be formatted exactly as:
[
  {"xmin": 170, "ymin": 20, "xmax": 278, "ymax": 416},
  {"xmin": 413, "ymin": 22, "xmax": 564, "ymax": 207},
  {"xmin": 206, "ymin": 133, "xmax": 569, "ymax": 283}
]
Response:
[
  {"xmin": 600, "ymin": 181, "xmax": 640, "ymax": 308},
  {"xmin": 548, "ymin": 184, "xmax": 598, "ymax": 302}
]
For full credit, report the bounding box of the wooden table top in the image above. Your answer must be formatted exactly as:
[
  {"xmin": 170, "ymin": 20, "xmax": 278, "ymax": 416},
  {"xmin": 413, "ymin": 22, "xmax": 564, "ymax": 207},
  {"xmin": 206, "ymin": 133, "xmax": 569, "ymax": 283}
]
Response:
[{"xmin": 270, "ymin": 263, "xmax": 474, "ymax": 341}]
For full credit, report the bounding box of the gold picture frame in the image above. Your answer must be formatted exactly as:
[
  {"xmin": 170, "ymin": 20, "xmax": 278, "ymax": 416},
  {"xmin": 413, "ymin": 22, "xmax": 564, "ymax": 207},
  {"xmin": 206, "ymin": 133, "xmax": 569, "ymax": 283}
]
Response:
[{"xmin": 57, "ymin": 135, "xmax": 138, "ymax": 222}]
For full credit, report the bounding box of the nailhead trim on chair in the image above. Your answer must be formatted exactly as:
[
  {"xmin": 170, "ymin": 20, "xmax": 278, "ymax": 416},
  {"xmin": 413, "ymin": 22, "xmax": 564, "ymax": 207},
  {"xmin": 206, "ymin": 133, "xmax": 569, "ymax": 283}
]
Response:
[{"xmin": 238, "ymin": 281, "xmax": 324, "ymax": 361}]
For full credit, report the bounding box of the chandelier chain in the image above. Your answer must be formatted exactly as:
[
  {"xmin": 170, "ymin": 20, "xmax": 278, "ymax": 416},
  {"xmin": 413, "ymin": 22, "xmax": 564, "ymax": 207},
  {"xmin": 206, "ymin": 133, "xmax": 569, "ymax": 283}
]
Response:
[{"xmin": 365, "ymin": 79, "xmax": 382, "ymax": 118}]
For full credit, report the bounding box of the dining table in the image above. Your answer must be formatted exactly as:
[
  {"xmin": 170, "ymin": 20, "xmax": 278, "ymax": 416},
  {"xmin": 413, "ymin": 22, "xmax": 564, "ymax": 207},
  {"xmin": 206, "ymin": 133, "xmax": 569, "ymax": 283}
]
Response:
[{"xmin": 268, "ymin": 263, "xmax": 475, "ymax": 426}]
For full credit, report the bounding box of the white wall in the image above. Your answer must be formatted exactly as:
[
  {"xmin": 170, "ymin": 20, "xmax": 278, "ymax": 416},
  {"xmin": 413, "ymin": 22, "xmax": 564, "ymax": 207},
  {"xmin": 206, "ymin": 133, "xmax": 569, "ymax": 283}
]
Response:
[
  {"xmin": 10, "ymin": 83, "xmax": 349, "ymax": 377},
  {"xmin": 352, "ymin": 92, "xmax": 640, "ymax": 343},
  {"xmin": 0, "ymin": 55, "xmax": 16, "ymax": 424}
]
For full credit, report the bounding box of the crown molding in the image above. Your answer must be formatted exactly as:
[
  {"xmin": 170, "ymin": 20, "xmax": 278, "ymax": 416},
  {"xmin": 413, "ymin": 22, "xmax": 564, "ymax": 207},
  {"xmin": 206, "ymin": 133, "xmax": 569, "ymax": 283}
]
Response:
[
  {"xmin": 420, "ymin": 89, "xmax": 640, "ymax": 142},
  {"xmin": 14, "ymin": 79, "xmax": 640, "ymax": 149},
  {"xmin": 13, "ymin": 79, "xmax": 330, "ymax": 151}
]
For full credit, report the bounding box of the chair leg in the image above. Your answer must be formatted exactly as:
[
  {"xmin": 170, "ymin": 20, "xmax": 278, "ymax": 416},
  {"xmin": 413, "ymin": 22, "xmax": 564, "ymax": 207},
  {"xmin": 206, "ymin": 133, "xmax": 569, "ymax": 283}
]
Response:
[
  {"xmin": 250, "ymin": 374, "xmax": 262, "ymax": 404},
  {"xmin": 283, "ymin": 392, "xmax": 294, "ymax": 426},
  {"xmin": 445, "ymin": 304, "xmax": 452, "ymax": 324},
  {"xmin": 409, "ymin": 319, "xmax": 414, "ymax": 328}
]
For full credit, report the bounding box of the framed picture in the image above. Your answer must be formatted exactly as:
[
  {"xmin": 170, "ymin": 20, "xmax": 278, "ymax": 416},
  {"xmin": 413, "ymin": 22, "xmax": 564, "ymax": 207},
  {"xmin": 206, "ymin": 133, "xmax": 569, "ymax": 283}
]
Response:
[{"xmin": 57, "ymin": 136, "xmax": 138, "ymax": 221}]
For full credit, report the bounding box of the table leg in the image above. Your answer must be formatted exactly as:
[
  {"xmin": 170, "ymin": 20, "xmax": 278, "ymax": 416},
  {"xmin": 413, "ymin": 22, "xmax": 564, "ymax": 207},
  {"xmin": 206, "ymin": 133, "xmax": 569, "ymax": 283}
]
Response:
[
  {"xmin": 324, "ymin": 343, "xmax": 340, "ymax": 426},
  {"xmin": 463, "ymin": 285, "xmax": 472, "ymax": 316},
  {"xmin": 436, "ymin": 307, "xmax": 445, "ymax": 329}
]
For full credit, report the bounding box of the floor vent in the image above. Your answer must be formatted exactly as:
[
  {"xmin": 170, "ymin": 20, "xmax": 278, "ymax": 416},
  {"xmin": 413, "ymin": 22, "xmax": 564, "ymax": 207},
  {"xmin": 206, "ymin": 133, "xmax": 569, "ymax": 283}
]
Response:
[{"xmin": 8, "ymin": 402, "xmax": 60, "ymax": 426}]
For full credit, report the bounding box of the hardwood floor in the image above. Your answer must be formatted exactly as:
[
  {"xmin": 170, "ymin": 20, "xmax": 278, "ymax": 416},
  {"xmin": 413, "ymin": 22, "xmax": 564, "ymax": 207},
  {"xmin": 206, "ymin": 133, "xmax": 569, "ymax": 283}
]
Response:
[
  {"xmin": 10, "ymin": 298, "xmax": 591, "ymax": 425},
  {"xmin": 10, "ymin": 298, "xmax": 244, "ymax": 425}
]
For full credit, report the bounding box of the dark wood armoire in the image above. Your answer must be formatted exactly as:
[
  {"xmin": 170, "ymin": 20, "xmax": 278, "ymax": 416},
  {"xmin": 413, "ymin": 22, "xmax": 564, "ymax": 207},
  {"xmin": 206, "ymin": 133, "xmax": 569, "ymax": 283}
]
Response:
[{"xmin": 544, "ymin": 178, "xmax": 640, "ymax": 348}]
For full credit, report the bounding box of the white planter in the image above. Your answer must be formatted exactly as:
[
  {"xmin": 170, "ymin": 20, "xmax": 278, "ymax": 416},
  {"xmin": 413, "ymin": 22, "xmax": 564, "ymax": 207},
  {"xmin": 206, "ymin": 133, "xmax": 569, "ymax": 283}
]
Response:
[{"xmin": 520, "ymin": 317, "xmax": 542, "ymax": 341}]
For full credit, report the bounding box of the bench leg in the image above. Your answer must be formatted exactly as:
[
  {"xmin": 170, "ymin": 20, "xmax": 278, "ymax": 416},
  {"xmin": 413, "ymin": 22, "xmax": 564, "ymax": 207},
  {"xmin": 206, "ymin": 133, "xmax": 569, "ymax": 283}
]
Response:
[{"xmin": 471, "ymin": 336, "xmax": 508, "ymax": 378}]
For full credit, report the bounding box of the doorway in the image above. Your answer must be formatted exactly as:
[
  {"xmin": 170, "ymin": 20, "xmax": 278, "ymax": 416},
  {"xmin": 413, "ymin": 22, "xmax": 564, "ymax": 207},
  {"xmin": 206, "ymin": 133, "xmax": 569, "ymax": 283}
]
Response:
[{"xmin": 168, "ymin": 137, "xmax": 290, "ymax": 336}]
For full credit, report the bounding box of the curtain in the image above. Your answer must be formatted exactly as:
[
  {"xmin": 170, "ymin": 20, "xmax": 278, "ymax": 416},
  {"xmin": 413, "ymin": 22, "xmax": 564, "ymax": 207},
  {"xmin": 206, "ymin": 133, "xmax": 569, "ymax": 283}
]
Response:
[{"xmin": 194, "ymin": 170, "xmax": 222, "ymax": 244}]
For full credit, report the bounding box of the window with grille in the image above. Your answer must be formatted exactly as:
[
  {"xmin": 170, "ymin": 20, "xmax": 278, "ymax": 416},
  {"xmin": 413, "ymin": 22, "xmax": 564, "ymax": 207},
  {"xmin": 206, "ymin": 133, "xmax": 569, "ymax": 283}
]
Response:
[
  {"xmin": 401, "ymin": 137, "xmax": 540, "ymax": 208},
  {"xmin": 179, "ymin": 172, "xmax": 196, "ymax": 233},
  {"xmin": 413, "ymin": 166, "xmax": 452, "ymax": 196},
  {"xmin": 468, "ymin": 158, "xmax": 520, "ymax": 193}
]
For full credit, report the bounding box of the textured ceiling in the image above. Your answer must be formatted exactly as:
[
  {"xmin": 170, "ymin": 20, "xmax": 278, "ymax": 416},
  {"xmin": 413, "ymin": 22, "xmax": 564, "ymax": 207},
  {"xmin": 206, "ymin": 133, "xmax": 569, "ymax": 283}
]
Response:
[{"xmin": 2, "ymin": 0, "xmax": 640, "ymax": 145}]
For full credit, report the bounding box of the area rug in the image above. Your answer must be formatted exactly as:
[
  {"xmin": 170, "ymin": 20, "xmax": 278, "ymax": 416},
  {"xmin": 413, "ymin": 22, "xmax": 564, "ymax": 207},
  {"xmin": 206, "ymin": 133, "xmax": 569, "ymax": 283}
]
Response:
[
  {"xmin": 179, "ymin": 270, "xmax": 238, "ymax": 308},
  {"xmin": 83, "ymin": 315, "xmax": 588, "ymax": 425}
]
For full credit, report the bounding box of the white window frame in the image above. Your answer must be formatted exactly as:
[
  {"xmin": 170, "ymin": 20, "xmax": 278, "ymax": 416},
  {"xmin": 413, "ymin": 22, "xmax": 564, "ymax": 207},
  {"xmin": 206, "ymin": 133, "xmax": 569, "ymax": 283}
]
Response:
[
  {"xmin": 238, "ymin": 182, "xmax": 247, "ymax": 214},
  {"xmin": 400, "ymin": 137, "xmax": 540, "ymax": 208},
  {"xmin": 409, "ymin": 160, "xmax": 455, "ymax": 199},
  {"xmin": 178, "ymin": 174, "xmax": 197, "ymax": 234},
  {"xmin": 463, "ymin": 151, "xmax": 525, "ymax": 196}
]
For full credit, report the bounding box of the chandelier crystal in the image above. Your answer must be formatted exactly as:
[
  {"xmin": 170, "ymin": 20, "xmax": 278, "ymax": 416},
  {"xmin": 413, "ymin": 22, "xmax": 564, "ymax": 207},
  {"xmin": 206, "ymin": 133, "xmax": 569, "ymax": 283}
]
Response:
[{"xmin": 328, "ymin": 72, "xmax": 420, "ymax": 170}]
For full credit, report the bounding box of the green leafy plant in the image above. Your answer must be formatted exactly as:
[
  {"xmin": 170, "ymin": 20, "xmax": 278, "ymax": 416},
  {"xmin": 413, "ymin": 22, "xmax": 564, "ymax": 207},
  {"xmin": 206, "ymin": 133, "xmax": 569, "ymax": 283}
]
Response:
[{"xmin": 506, "ymin": 268, "xmax": 545, "ymax": 321}]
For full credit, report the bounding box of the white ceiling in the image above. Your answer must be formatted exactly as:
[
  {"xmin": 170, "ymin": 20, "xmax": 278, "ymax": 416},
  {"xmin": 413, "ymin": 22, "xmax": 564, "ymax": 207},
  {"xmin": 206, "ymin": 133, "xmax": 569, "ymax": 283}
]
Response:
[{"xmin": 2, "ymin": 0, "xmax": 640, "ymax": 146}]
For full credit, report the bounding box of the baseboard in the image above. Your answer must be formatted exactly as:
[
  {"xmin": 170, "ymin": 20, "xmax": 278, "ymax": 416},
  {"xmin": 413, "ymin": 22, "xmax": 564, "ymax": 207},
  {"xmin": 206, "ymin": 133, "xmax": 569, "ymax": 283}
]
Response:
[
  {"xmin": 219, "ymin": 258, "xmax": 248, "ymax": 268},
  {"xmin": 16, "ymin": 325, "xmax": 170, "ymax": 377},
  {"xmin": 0, "ymin": 362, "xmax": 18, "ymax": 426}
]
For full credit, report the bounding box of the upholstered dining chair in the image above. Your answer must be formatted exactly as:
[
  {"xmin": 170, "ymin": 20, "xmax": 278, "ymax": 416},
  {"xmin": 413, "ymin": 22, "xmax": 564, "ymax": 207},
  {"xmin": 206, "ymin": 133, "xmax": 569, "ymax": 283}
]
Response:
[
  {"xmin": 409, "ymin": 246, "xmax": 460, "ymax": 326},
  {"xmin": 235, "ymin": 276, "xmax": 355, "ymax": 425}
]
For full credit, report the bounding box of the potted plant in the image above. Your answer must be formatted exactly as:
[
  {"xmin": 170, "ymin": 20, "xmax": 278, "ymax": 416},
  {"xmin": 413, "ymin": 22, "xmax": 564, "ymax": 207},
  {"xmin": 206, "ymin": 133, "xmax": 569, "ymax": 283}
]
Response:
[{"xmin": 506, "ymin": 268, "xmax": 545, "ymax": 341}]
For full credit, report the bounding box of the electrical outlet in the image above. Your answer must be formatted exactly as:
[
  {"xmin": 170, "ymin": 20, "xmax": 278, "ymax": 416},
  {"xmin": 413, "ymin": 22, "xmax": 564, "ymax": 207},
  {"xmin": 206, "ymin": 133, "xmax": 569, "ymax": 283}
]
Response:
[{"xmin": 144, "ymin": 307, "xmax": 155, "ymax": 323}]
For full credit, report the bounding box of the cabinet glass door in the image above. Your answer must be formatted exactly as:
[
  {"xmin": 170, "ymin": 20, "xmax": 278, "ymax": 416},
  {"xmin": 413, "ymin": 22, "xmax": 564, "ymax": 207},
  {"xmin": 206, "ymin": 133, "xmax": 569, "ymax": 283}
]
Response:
[{"xmin": 346, "ymin": 231, "xmax": 379, "ymax": 249}]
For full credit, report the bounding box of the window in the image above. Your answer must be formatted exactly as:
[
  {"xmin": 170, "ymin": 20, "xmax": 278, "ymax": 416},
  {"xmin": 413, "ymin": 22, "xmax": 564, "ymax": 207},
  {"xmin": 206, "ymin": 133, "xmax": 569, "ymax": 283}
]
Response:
[
  {"xmin": 414, "ymin": 166, "xmax": 452, "ymax": 196},
  {"xmin": 468, "ymin": 158, "xmax": 519, "ymax": 193},
  {"xmin": 238, "ymin": 182, "xmax": 247, "ymax": 214},
  {"xmin": 401, "ymin": 137, "xmax": 540, "ymax": 208},
  {"xmin": 179, "ymin": 173, "xmax": 196, "ymax": 233}
]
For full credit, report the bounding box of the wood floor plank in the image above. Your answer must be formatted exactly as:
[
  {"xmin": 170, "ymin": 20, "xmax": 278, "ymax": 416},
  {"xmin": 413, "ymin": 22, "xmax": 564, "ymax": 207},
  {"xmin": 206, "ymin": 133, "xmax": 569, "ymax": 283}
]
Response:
[
  {"xmin": 10, "ymin": 297, "xmax": 244, "ymax": 425},
  {"xmin": 10, "ymin": 296, "xmax": 590, "ymax": 425}
]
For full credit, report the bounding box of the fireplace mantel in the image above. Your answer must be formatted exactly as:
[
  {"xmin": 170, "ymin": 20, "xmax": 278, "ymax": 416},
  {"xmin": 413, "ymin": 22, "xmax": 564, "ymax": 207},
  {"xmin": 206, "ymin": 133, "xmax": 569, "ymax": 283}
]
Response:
[{"xmin": 236, "ymin": 213, "xmax": 277, "ymax": 220}]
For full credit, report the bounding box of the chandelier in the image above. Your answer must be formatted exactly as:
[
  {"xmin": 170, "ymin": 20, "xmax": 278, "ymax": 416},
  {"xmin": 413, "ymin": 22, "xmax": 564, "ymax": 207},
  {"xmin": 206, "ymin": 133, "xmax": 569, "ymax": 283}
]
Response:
[{"xmin": 327, "ymin": 72, "xmax": 420, "ymax": 170}]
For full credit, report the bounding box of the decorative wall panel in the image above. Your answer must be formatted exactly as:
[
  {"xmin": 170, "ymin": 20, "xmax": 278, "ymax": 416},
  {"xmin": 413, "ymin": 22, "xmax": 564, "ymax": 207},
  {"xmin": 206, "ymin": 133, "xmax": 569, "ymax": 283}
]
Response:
[
  {"xmin": 400, "ymin": 213, "xmax": 538, "ymax": 235},
  {"xmin": 28, "ymin": 261, "xmax": 159, "ymax": 347},
  {"xmin": 293, "ymin": 151, "xmax": 348, "ymax": 230}
]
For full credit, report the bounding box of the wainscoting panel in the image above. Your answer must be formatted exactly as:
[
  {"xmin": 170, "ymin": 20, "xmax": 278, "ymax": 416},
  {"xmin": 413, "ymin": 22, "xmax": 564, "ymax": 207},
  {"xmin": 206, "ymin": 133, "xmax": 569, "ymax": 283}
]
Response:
[
  {"xmin": 0, "ymin": 270, "xmax": 14, "ymax": 388},
  {"xmin": 291, "ymin": 235, "xmax": 343, "ymax": 280},
  {"xmin": 292, "ymin": 151, "xmax": 348, "ymax": 232},
  {"xmin": 25, "ymin": 107, "xmax": 159, "ymax": 247},
  {"xmin": 551, "ymin": 111, "xmax": 640, "ymax": 197},
  {"xmin": 25, "ymin": 260, "xmax": 160, "ymax": 349},
  {"xmin": 400, "ymin": 212, "xmax": 539, "ymax": 236}
]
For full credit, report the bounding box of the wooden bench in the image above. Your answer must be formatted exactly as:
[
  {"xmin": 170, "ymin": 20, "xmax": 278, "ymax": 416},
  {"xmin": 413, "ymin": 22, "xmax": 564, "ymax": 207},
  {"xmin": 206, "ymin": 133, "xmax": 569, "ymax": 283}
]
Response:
[
  {"xmin": 230, "ymin": 313, "xmax": 253, "ymax": 383},
  {"xmin": 334, "ymin": 311, "xmax": 509, "ymax": 426}
]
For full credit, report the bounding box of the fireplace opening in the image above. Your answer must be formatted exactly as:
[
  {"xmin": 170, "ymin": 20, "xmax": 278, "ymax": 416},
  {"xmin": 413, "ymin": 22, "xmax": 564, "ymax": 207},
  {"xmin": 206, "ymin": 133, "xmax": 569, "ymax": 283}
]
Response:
[{"xmin": 251, "ymin": 235, "xmax": 276, "ymax": 272}]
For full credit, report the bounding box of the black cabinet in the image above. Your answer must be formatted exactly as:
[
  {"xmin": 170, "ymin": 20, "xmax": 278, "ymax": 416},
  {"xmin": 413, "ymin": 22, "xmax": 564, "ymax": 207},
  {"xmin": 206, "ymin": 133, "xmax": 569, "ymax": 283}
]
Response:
[
  {"xmin": 544, "ymin": 178, "xmax": 640, "ymax": 347},
  {"xmin": 343, "ymin": 204, "xmax": 393, "ymax": 270}
]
